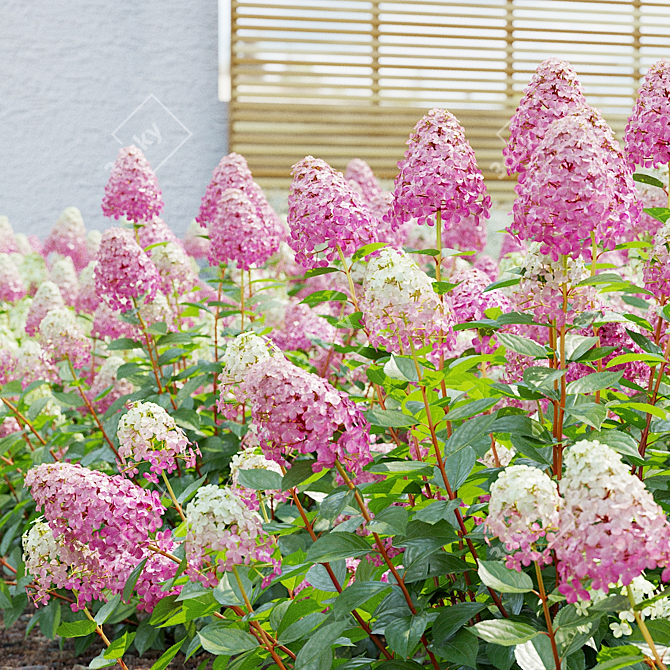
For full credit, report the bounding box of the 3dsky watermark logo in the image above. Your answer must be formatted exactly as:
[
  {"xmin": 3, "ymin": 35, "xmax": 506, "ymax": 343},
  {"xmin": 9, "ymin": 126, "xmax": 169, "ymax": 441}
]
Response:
[{"xmin": 105, "ymin": 94, "xmax": 192, "ymax": 172}]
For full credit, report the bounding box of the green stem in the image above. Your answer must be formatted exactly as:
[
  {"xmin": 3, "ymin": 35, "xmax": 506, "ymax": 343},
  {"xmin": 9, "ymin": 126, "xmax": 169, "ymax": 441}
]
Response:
[
  {"xmin": 161, "ymin": 470, "xmax": 186, "ymax": 522},
  {"xmin": 627, "ymin": 585, "xmax": 667, "ymax": 670}
]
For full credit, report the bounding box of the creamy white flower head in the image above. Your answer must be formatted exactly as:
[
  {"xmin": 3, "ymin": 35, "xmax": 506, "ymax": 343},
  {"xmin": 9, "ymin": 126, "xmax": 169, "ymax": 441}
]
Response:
[
  {"xmin": 55, "ymin": 206, "xmax": 86, "ymax": 237},
  {"xmin": 23, "ymin": 519, "xmax": 61, "ymax": 578},
  {"xmin": 230, "ymin": 448, "xmax": 283, "ymax": 489},
  {"xmin": 17, "ymin": 253, "xmax": 48, "ymax": 294},
  {"xmin": 39, "ymin": 308, "xmax": 84, "ymax": 347},
  {"xmin": 50, "ymin": 255, "xmax": 78, "ymax": 301},
  {"xmin": 8, "ymin": 297, "xmax": 31, "ymax": 337},
  {"xmin": 139, "ymin": 290, "xmax": 173, "ymax": 327},
  {"xmin": 94, "ymin": 355, "xmax": 125, "ymax": 389},
  {"xmin": 14, "ymin": 234, "xmax": 32, "ymax": 255},
  {"xmin": 186, "ymin": 484, "xmax": 262, "ymax": 538},
  {"xmin": 0, "ymin": 216, "xmax": 16, "ymax": 248},
  {"xmin": 486, "ymin": 464, "xmax": 560, "ymax": 570},
  {"xmin": 480, "ymin": 441, "xmax": 515, "ymax": 469},
  {"xmin": 220, "ymin": 332, "xmax": 280, "ymax": 384},
  {"xmin": 151, "ymin": 241, "xmax": 197, "ymax": 293},
  {"xmin": 78, "ymin": 260, "xmax": 97, "ymax": 292},
  {"xmin": 86, "ymin": 229, "xmax": 102, "ymax": 258}
]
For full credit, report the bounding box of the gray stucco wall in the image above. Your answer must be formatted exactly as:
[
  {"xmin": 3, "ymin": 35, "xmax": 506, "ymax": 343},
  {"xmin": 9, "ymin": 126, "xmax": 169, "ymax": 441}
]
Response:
[{"xmin": 0, "ymin": 1, "xmax": 227, "ymax": 238}]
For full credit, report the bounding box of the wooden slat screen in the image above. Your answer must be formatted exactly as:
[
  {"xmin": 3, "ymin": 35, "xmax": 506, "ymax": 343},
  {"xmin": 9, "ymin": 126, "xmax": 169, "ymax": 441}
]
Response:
[{"xmin": 229, "ymin": 0, "xmax": 670, "ymax": 199}]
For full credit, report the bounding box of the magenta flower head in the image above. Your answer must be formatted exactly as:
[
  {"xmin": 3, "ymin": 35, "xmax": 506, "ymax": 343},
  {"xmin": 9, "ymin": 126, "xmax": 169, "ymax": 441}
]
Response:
[
  {"xmin": 389, "ymin": 108, "xmax": 491, "ymax": 233},
  {"xmin": 94, "ymin": 227, "xmax": 160, "ymax": 310},
  {"xmin": 209, "ymin": 188, "xmax": 281, "ymax": 270},
  {"xmin": 287, "ymin": 156, "xmax": 377, "ymax": 269},
  {"xmin": 504, "ymin": 59, "xmax": 586, "ymax": 175},
  {"xmin": 552, "ymin": 440, "xmax": 670, "ymax": 603},
  {"xmin": 345, "ymin": 158, "xmax": 383, "ymax": 204},
  {"xmin": 101, "ymin": 145, "xmax": 163, "ymax": 223},
  {"xmin": 0, "ymin": 253, "xmax": 26, "ymax": 303},
  {"xmin": 625, "ymin": 59, "xmax": 670, "ymax": 168},
  {"xmin": 511, "ymin": 112, "xmax": 633, "ymax": 260},
  {"xmin": 42, "ymin": 207, "xmax": 89, "ymax": 270}
]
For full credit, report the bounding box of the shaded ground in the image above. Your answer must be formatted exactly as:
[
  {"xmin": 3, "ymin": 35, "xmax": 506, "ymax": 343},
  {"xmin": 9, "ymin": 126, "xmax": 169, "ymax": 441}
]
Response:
[{"xmin": 0, "ymin": 610, "xmax": 210, "ymax": 670}]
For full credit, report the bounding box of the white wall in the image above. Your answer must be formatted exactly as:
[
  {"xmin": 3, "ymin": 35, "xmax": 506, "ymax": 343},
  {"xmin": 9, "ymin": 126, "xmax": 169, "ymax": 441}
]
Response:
[{"xmin": 0, "ymin": 0, "xmax": 226, "ymax": 238}]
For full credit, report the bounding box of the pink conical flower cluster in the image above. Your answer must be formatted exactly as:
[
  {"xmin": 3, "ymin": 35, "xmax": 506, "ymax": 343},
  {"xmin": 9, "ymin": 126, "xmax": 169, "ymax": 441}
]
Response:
[
  {"xmin": 0, "ymin": 254, "xmax": 26, "ymax": 303},
  {"xmin": 42, "ymin": 207, "xmax": 90, "ymax": 270},
  {"xmin": 389, "ymin": 108, "xmax": 490, "ymax": 231},
  {"xmin": 504, "ymin": 58, "xmax": 586, "ymax": 175},
  {"xmin": 101, "ymin": 145, "xmax": 164, "ymax": 223},
  {"xmin": 625, "ymin": 59, "xmax": 670, "ymax": 168},
  {"xmin": 94, "ymin": 228, "xmax": 160, "ymax": 310},
  {"xmin": 287, "ymin": 156, "xmax": 378, "ymax": 269},
  {"xmin": 345, "ymin": 158, "xmax": 383, "ymax": 204},
  {"xmin": 25, "ymin": 281, "xmax": 66, "ymax": 336},
  {"xmin": 209, "ymin": 189, "xmax": 282, "ymax": 270}
]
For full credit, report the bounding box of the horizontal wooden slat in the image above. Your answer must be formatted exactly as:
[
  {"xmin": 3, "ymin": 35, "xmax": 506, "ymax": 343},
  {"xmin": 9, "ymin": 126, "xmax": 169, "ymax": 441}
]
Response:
[{"xmin": 229, "ymin": 0, "xmax": 668, "ymax": 202}]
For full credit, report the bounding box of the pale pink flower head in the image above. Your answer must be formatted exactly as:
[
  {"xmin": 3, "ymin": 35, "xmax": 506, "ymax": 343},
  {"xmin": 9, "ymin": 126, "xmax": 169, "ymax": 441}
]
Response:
[
  {"xmin": 42, "ymin": 207, "xmax": 89, "ymax": 270},
  {"xmin": 504, "ymin": 58, "xmax": 586, "ymax": 175},
  {"xmin": 625, "ymin": 59, "xmax": 670, "ymax": 168},
  {"xmin": 644, "ymin": 223, "xmax": 670, "ymax": 299},
  {"xmin": 226, "ymin": 354, "xmax": 372, "ymax": 477},
  {"xmin": 0, "ymin": 253, "xmax": 26, "ymax": 303},
  {"xmin": 117, "ymin": 401, "xmax": 199, "ymax": 483},
  {"xmin": 0, "ymin": 350, "xmax": 16, "ymax": 388},
  {"xmin": 91, "ymin": 302, "xmax": 141, "ymax": 341},
  {"xmin": 0, "ymin": 217, "xmax": 19, "ymax": 254},
  {"xmin": 511, "ymin": 114, "xmax": 625, "ymax": 260},
  {"xmin": 473, "ymin": 254, "xmax": 498, "ymax": 281},
  {"xmin": 76, "ymin": 261, "xmax": 102, "ymax": 314},
  {"xmin": 442, "ymin": 213, "xmax": 487, "ymax": 254},
  {"xmin": 552, "ymin": 440, "xmax": 670, "ymax": 603},
  {"xmin": 389, "ymin": 109, "xmax": 491, "ymax": 232},
  {"xmin": 94, "ymin": 227, "xmax": 160, "ymax": 310},
  {"xmin": 89, "ymin": 355, "xmax": 133, "ymax": 414},
  {"xmin": 101, "ymin": 145, "xmax": 163, "ymax": 223},
  {"xmin": 151, "ymin": 241, "xmax": 198, "ymax": 296},
  {"xmin": 345, "ymin": 158, "xmax": 383, "ymax": 204},
  {"xmin": 486, "ymin": 465, "xmax": 560, "ymax": 571},
  {"xmin": 39, "ymin": 308, "xmax": 91, "ymax": 369},
  {"xmin": 209, "ymin": 189, "xmax": 281, "ymax": 270},
  {"xmin": 287, "ymin": 156, "xmax": 378, "ymax": 269},
  {"xmin": 271, "ymin": 300, "xmax": 337, "ymax": 352},
  {"xmin": 367, "ymin": 191, "xmax": 410, "ymax": 248},
  {"xmin": 137, "ymin": 216, "xmax": 179, "ymax": 250},
  {"xmin": 25, "ymin": 281, "xmax": 66, "ymax": 336},
  {"xmin": 182, "ymin": 219, "xmax": 210, "ymax": 259}
]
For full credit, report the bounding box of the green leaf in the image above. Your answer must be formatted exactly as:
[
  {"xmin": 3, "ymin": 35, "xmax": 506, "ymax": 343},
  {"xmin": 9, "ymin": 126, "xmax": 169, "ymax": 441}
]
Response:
[
  {"xmin": 472, "ymin": 619, "xmax": 538, "ymax": 646},
  {"xmin": 478, "ymin": 561, "xmax": 533, "ymax": 594},
  {"xmin": 633, "ymin": 173, "xmax": 666, "ymax": 189},
  {"xmin": 447, "ymin": 397, "xmax": 499, "ymax": 421},
  {"xmin": 565, "ymin": 370, "xmax": 623, "ymax": 394},
  {"xmin": 237, "ymin": 468, "xmax": 283, "ymax": 491},
  {"xmin": 589, "ymin": 594, "xmax": 631, "ymax": 612},
  {"xmin": 122, "ymin": 557, "xmax": 148, "ymax": 602},
  {"xmin": 295, "ymin": 620, "xmax": 349, "ymax": 669},
  {"xmin": 352, "ymin": 242, "xmax": 388, "ymax": 262},
  {"xmin": 104, "ymin": 631, "xmax": 136, "ymax": 659},
  {"xmin": 198, "ymin": 623, "xmax": 258, "ymax": 655},
  {"xmin": 306, "ymin": 532, "xmax": 371, "ymax": 563},
  {"xmin": 483, "ymin": 277, "xmax": 521, "ymax": 293},
  {"xmin": 497, "ymin": 332, "xmax": 547, "ymax": 358},
  {"xmin": 57, "ymin": 619, "xmax": 97, "ymax": 638},
  {"xmin": 282, "ymin": 460, "xmax": 318, "ymax": 490},
  {"xmin": 414, "ymin": 500, "xmax": 461, "ymax": 526},
  {"xmin": 592, "ymin": 656, "xmax": 644, "ymax": 670},
  {"xmin": 177, "ymin": 475, "xmax": 208, "ymax": 504},
  {"xmin": 107, "ymin": 338, "xmax": 143, "ymax": 351},
  {"xmin": 385, "ymin": 613, "xmax": 428, "ymax": 659},
  {"xmin": 606, "ymin": 352, "xmax": 666, "ymax": 367},
  {"xmin": 337, "ymin": 312, "xmax": 364, "ymax": 330},
  {"xmin": 643, "ymin": 206, "xmax": 670, "ymax": 224},
  {"xmin": 432, "ymin": 281, "xmax": 459, "ymax": 295},
  {"xmin": 445, "ymin": 413, "xmax": 496, "ymax": 456},
  {"xmin": 444, "ymin": 446, "xmax": 476, "ymax": 491},
  {"xmin": 434, "ymin": 628, "xmax": 479, "ymax": 667},
  {"xmin": 134, "ymin": 620, "xmax": 159, "ymax": 656},
  {"xmin": 278, "ymin": 612, "xmax": 327, "ymax": 644},
  {"xmin": 433, "ymin": 602, "xmax": 487, "ymax": 644},
  {"xmin": 304, "ymin": 267, "xmax": 340, "ymax": 278},
  {"xmin": 567, "ymin": 336, "xmax": 599, "ymax": 362},
  {"xmin": 38, "ymin": 599, "xmax": 61, "ymax": 640},
  {"xmin": 300, "ymin": 290, "xmax": 348, "ymax": 307},
  {"xmin": 331, "ymin": 582, "xmax": 391, "ymax": 620},
  {"xmin": 151, "ymin": 639, "xmax": 184, "ymax": 670},
  {"xmin": 368, "ymin": 461, "xmax": 431, "ymax": 475},
  {"xmin": 367, "ymin": 506, "xmax": 408, "ymax": 536},
  {"xmin": 95, "ymin": 594, "xmax": 121, "ymax": 625},
  {"xmin": 89, "ymin": 651, "xmax": 116, "ymax": 668},
  {"xmin": 364, "ymin": 408, "xmax": 416, "ymax": 428}
]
